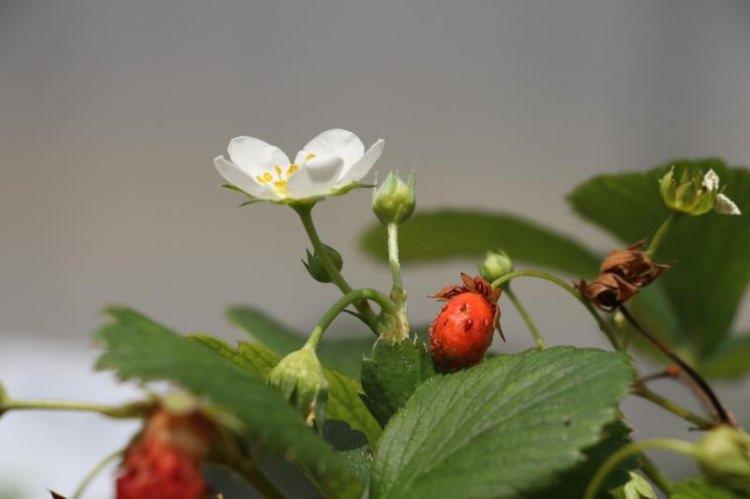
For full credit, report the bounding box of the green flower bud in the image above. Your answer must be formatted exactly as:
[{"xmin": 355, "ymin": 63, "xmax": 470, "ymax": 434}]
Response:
[
  {"xmin": 372, "ymin": 171, "xmax": 416, "ymax": 226},
  {"xmin": 302, "ymin": 244, "xmax": 343, "ymax": 283},
  {"xmin": 694, "ymin": 425, "xmax": 750, "ymax": 494},
  {"xmin": 659, "ymin": 167, "xmax": 718, "ymax": 216},
  {"xmin": 0, "ymin": 382, "xmax": 8, "ymax": 418},
  {"xmin": 478, "ymin": 250, "xmax": 514, "ymax": 283},
  {"xmin": 612, "ymin": 472, "xmax": 657, "ymax": 499},
  {"xmin": 267, "ymin": 346, "xmax": 328, "ymax": 427}
]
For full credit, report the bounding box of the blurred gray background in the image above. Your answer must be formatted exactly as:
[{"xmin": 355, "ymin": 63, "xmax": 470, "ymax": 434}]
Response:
[{"xmin": 1, "ymin": 0, "xmax": 749, "ymax": 497}]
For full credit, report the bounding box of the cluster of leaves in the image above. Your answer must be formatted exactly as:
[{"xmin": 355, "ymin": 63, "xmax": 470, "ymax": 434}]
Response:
[
  {"xmin": 361, "ymin": 159, "xmax": 750, "ymax": 379},
  {"xmin": 50, "ymin": 159, "xmax": 750, "ymax": 497}
]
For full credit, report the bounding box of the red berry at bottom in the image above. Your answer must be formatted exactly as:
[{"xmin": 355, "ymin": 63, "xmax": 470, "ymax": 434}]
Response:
[
  {"xmin": 116, "ymin": 439, "xmax": 207, "ymax": 499},
  {"xmin": 430, "ymin": 291, "xmax": 496, "ymax": 372}
]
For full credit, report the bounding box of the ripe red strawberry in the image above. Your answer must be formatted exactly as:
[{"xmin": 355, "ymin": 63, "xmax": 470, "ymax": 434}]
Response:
[
  {"xmin": 429, "ymin": 273, "xmax": 502, "ymax": 372},
  {"xmin": 116, "ymin": 408, "xmax": 214, "ymax": 499}
]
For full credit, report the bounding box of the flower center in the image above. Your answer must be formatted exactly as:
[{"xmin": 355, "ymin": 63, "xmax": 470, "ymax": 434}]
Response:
[{"xmin": 254, "ymin": 153, "xmax": 315, "ymax": 197}]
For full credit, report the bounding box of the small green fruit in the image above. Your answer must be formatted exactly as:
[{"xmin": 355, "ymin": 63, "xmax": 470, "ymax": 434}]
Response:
[{"xmin": 267, "ymin": 346, "xmax": 328, "ymax": 427}]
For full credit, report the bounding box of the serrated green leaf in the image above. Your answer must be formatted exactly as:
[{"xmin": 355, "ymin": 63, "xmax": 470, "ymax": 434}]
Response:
[
  {"xmin": 359, "ymin": 209, "xmax": 600, "ymax": 277},
  {"xmin": 370, "ymin": 347, "xmax": 635, "ymax": 499},
  {"xmin": 360, "ymin": 339, "xmax": 435, "ymax": 426},
  {"xmin": 323, "ymin": 420, "xmax": 374, "ymax": 485},
  {"xmin": 612, "ymin": 472, "xmax": 657, "ymax": 499},
  {"xmin": 94, "ymin": 307, "xmax": 362, "ymax": 498},
  {"xmin": 701, "ymin": 334, "xmax": 750, "ymax": 380},
  {"xmin": 227, "ymin": 305, "xmax": 374, "ymax": 377},
  {"xmin": 671, "ymin": 478, "xmax": 742, "ymax": 499},
  {"xmin": 569, "ymin": 159, "xmax": 750, "ymax": 365},
  {"xmin": 530, "ymin": 420, "xmax": 636, "ymax": 499}
]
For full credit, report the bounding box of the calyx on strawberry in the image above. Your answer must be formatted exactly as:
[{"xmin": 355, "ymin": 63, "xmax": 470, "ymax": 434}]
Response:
[
  {"xmin": 429, "ymin": 273, "xmax": 503, "ymax": 372},
  {"xmin": 116, "ymin": 407, "xmax": 215, "ymax": 499}
]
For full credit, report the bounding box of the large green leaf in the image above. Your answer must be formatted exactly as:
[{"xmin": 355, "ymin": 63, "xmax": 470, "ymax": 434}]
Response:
[
  {"xmin": 671, "ymin": 479, "xmax": 742, "ymax": 499},
  {"xmin": 227, "ymin": 306, "xmax": 373, "ymax": 377},
  {"xmin": 95, "ymin": 307, "xmax": 362, "ymax": 498},
  {"xmin": 569, "ymin": 159, "xmax": 750, "ymax": 365},
  {"xmin": 190, "ymin": 335, "xmax": 382, "ymax": 445},
  {"xmin": 370, "ymin": 347, "xmax": 635, "ymax": 498},
  {"xmin": 360, "ymin": 338, "xmax": 435, "ymax": 426},
  {"xmin": 359, "ymin": 209, "xmax": 600, "ymax": 276}
]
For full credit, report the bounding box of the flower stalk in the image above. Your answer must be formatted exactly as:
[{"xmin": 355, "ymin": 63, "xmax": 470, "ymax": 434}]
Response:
[
  {"xmin": 646, "ymin": 212, "xmax": 676, "ymax": 255},
  {"xmin": 504, "ymin": 286, "xmax": 545, "ymax": 350},
  {"xmin": 0, "ymin": 398, "xmax": 150, "ymax": 419}
]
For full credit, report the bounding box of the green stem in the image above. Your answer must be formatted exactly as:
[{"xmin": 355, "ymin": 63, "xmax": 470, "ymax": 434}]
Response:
[
  {"xmin": 584, "ymin": 439, "xmax": 695, "ymax": 499},
  {"xmin": 71, "ymin": 450, "xmax": 122, "ymax": 499},
  {"xmin": 294, "ymin": 204, "xmax": 379, "ymax": 333},
  {"xmin": 505, "ymin": 286, "xmax": 545, "ymax": 350},
  {"xmin": 639, "ymin": 455, "xmax": 674, "ymax": 497},
  {"xmin": 647, "ymin": 212, "xmax": 676, "ymax": 255},
  {"xmin": 305, "ymin": 289, "xmax": 401, "ymax": 348},
  {"xmin": 619, "ymin": 305, "xmax": 733, "ymax": 427},
  {"xmin": 0, "ymin": 399, "xmax": 150, "ymax": 418},
  {"xmin": 491, "ymin": 270, "xmax": 621, "ymax": 350},
  {"xmin": 387, "ymin": 223, "xmax": 405, "ymax": 304},
  {"xmin": 631, "ymin": 383, "xmax": 714, "ymax": 430}
]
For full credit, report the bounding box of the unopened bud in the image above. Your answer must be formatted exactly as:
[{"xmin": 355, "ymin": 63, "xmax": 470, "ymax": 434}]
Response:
[
  {"xmin": 694, "ymin": 425, "xmax": 750, "ymax": 494},
  {"xmin": 372, "ymin": 171, "xmax": 416, "ymax": 225},
  {"xmin": 302, "ymin": 244, "xmax": 343, "ymax": 283},
  {"xmin": 267, "ymin": 346, "xmax": 328, "ymax": 427},
  {"xmin": 478, "ymin": 250, "xmax": 514, "ymax": 283}
]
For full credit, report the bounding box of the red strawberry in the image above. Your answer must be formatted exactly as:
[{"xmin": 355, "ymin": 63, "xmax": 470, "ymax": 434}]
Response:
[
  {"xmin": 116, "ymin": 408, "xmax": 214, "ymax": 499},
  {"xmin": 429, "ymin": 273, "xmax": 502, "ymax": 372}
]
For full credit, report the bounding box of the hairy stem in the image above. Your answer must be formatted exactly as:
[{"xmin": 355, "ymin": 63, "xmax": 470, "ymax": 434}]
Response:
[
  {"xmin": 0, "ymin": 399, "xmax": 150, "ymax": 419},
  {"xmin": 505, "ymin": 286, "xmax": 545, "ymax": 350},
  {"xmin": 491, "ymin": 270, "xmax": 620, "ymax": 350},
  {"xmin": 647, "ymin": 212, "xmax": 677, "ymax": 255},
  {"xmin": 71, "ymin": 450, "xmax": 123, "ymax": 499},
  {"xmin": 619, "ymin": 305, "xmax": 733, "ymax": 427},
  {"xmin": 294, "ymin": 204, "xmax": 379, "ymax": 333},
  {"xmin": 584, "ymin": 439, "xmax": 695, "ymax": 499},
  {"xmin": 631, "ymin": 383, "xmax": 714, "ymax": 430},
  {"xmin": 305, "ymin": 288, "xmax": 401, "ymax": 348},
  {"xmin": 387, "ymin": 223, "xmax": 405, "ymax": 304}
]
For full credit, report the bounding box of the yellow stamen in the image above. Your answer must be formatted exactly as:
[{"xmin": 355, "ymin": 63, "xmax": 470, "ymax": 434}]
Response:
[
  {"xmin": 274, "ymin": 165, "xmax": 283, "ymax": 177},
  {"xmin": 306, "ymin": 153, "xmax": 316, "ymax": 162},
  {"xmin": 287, "ymin": 164, "xmax": 299, "ymax": 175}
]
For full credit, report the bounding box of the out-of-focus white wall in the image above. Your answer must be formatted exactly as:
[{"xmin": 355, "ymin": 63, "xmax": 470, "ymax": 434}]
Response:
[{"xmin": 1, "ymin": 0, "xmax": 749, "ymax": 497}]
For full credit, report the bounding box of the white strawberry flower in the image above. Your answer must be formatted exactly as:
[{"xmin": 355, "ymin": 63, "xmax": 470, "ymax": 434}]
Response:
[
  {"xmin": 214, "ymin": 129, "xmax": 384, "ymax": 203},
  {"xmin": 702, "ymin": 169, "xmax": 742, "ymax": 216}
]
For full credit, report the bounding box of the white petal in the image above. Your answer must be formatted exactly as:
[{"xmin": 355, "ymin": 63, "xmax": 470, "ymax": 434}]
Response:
[
  {"xmin": 337, "ymin": 138, "xmax": 384, "ymax": 184},
  {"xmin": 287, "ymin": 154, "xmax": 344, "ymax": 199},
  {"xmin": 714, "ymin": 193, "xmax": 742, "ymax": 215},
  {"xmin": 214, "ymin": 156, "xmax": 275, "ymax": 200},
  {"xmin": 303, "ymin": 129, "xmax": 364, "ymax": 169},
  {"xmin": 228, "ymin": 136, "xmax": 290, "ymax": 176},
  {"xmin": 702, "ymin": 169, "xmax": 720, "ymax": 192}
]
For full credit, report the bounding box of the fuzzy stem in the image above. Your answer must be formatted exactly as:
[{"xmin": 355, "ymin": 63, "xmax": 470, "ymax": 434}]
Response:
[
  {"xmin": 387, "ymin": 223, "xmax": 405, "ymax": 304},
  {"xmin": 491, "ymin": 270, "xmax": 621, "ymax": 350},
  {"xmin": 619, "ymin": 305, "xmax": 734, "ymax": 427},
  {"xmin": 647, "ymin": 212, "xmax": 677, "ymax": 255},
  {"xmin": 0, "ymin": 399, "xmax": 150, "ymax": 418},
  {"xmin": 584, "ymin": 439, "xmax": 695, "ymax": 499},
  {"xmin": 305, "ymin": 288, "xmax": 401, "ymax": 349},
  {"xmin": 505, "ymin": 286, "xmax": 545, "ymax": 350},
  {"xmin": 631, "ymin": 383, "xmax": 714, "ymax": 430},
  {"xmin": 71, "ymin": 450, "xmax": 122, "ymax": 499},
  {"xmin": 294, "ymin": 204, "xmax": 379, "ymax": 333}
]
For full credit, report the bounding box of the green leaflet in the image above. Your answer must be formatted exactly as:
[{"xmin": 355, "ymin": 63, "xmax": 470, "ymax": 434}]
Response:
[
  {"xmin": 190, "ymin": 335, "xmax": 382, "ymax": 445},
  {"xmin": 370, "ymin": 347, "xmax": 635, "ymax": 499},
  {"xmin": 671, "ymin": 479, "xmax": 742, "ymax": 499},
  {"xmin": 569, "ymin": 159, "xmax": 750, "ymax": 369},
  {"xmin": 95, "ymin": 307, "xmax": 362, "ymax": 499},
  {"xmin": 360, "ymin": 338, "xmax": 435, "ymax": 427},
  {"xmin": 227, "ymin": 305, "xmax": 374, "ymax": 377},
  {"xmin": 360, "ymin": 209, "xmax": 600, "ymax": 277}
]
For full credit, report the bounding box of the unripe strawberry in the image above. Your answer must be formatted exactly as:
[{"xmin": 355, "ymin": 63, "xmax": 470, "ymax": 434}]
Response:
[
  {"xmin": 429, "ymin": 274, "xmax": 502, "ymax": 372},
  {"xmin": 116, "ymin": 407, "xmax": 214, "ymax": 499}
]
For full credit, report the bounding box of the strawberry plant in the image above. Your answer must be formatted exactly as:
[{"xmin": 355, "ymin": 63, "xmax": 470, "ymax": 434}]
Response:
[{"xmin": 1, "ymin": 130, "xmax": 749, "ymax": 498}]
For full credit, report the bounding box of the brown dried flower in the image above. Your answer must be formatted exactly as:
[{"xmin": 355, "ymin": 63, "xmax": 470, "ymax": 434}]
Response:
[{"xmin": 577, "ymin": 241, "xmax": 669, "ymax": 311}]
